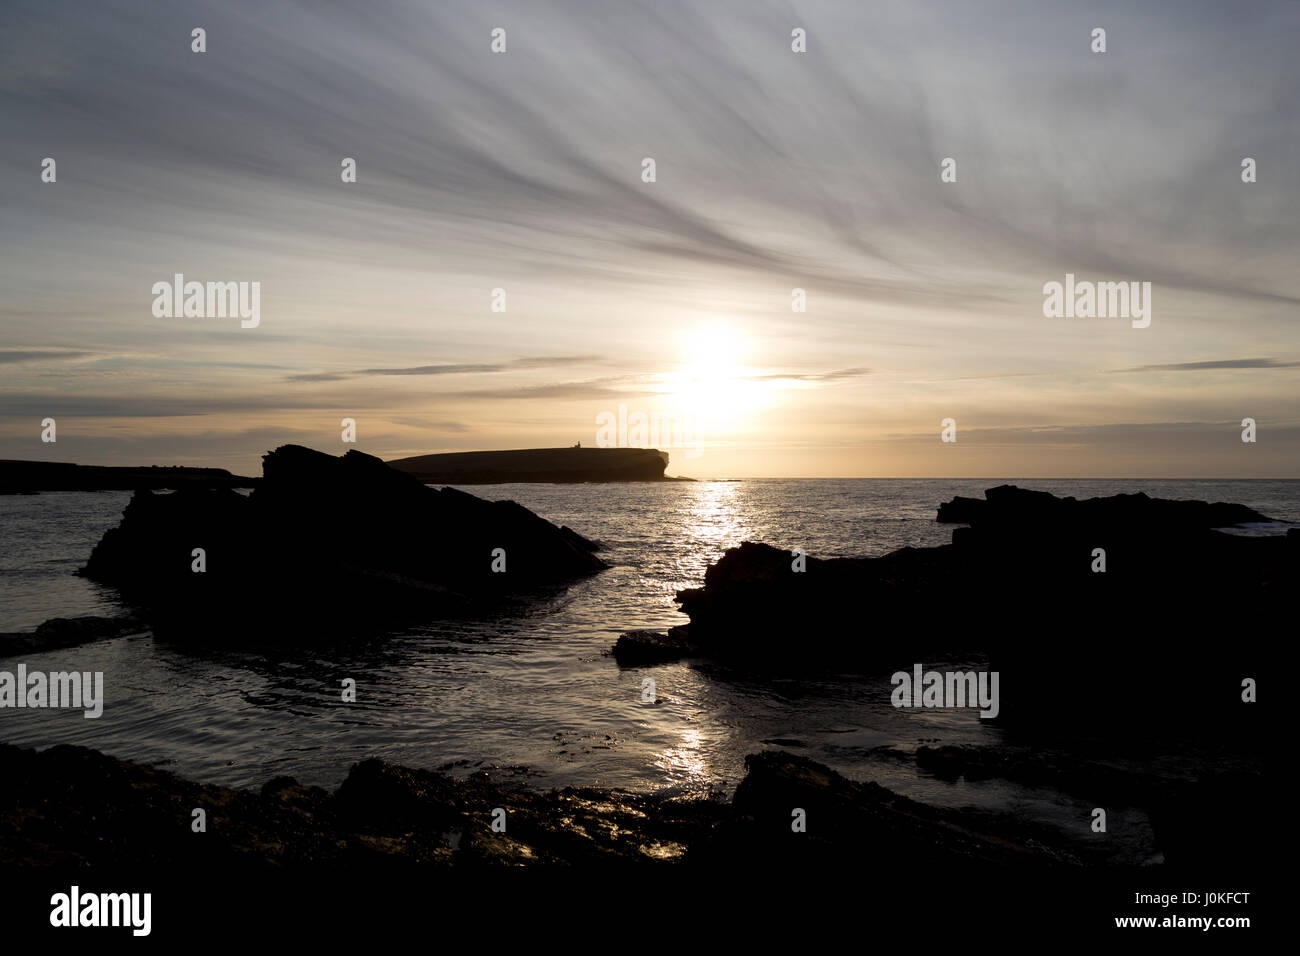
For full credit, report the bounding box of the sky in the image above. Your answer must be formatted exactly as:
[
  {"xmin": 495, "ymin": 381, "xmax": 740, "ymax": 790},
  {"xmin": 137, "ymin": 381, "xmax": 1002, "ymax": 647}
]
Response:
[{"xmin": 1, "ymin": 0, "xmax": 1298, "ymax": 478}]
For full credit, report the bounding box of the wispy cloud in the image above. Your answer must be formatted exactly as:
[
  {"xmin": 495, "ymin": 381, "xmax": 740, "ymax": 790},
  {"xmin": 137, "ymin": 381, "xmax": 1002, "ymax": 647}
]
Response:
[
  {"xmin": 286, "ymin": 356, "xmax": 602, "ymax": 383},
  {"xmin": 0, "ymin": 350, "xmax": 94, "ymax": 364},
  {"xmin": 2, "ymin": 0, "xmax": 1298, "ymax": 475},
  {"xmin": 1120, "ymin": 358, "xmax": 1300, "ymax": 372},
  {"xmin": 751, "ymin": 367, "xmax": 872, "ymax": 383}
]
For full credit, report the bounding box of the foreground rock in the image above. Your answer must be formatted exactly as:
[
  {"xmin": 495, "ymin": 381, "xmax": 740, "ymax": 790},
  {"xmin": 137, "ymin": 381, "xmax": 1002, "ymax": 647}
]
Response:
[
  {"xmin": 0, "ymin": 743, "xmax": 1086, "ymax": 868},
  {"xmin": 664, "ymin": 485, "xmax": 1291, "ymax": 731},
  {"xmin": 610, "ymin": 627, "xmax": 701, "ymax": 666},
  {"xmin": 912, "ymin": 744, "xmax": 1263, "ymax": 866},
  {"xmin": 81, "ymin": 445, "xmax": 607, "ymax": 637}
]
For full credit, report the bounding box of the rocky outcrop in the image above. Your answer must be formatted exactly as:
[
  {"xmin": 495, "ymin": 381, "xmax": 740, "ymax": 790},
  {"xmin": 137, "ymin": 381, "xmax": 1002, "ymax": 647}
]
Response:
[
  {"xmin": 81, "ymin": 445, "xmax": 606, "ymax": 637},
  {"xmin": 698, "ymin": 751, "xmax": 1072, "ymax": 866},
  {"xmin": 672, "ymin": 540, "xmax": 956, "ymax": 663},
  {"xmin": 609, "ymin": 627, "xmax": 701, "ymax": 666},
  {"xmin": 936, "ymin": 484, "xmax": 1273, "ymax": 528},
  {"xmin": 912, "ymin": 744, "xmax": 1264, "ymax": 867},
  {"xmin": 387, "ymin": 447, "xmax": 673, "ymax": 483},
  {"xmin": 0, "ymin": 615, "xmax": 145, "ymax": 657},
  {"xmin": 659, "ymin": 486, "xmax": 1291, "ymax": 730},
  {"xmin": 0, "ymin": 742, "xmax": 1075, "ymax": 869}
]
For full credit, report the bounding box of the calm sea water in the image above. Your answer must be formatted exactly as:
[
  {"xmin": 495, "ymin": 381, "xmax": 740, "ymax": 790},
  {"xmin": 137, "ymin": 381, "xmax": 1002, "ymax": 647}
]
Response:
[{"xmin": 1, "ymin": 479, "xmax": 1294, "ymax": 861}]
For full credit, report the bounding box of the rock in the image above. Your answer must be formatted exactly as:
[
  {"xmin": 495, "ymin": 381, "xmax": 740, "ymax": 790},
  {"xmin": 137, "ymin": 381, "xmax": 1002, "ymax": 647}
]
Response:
[
  {"xmin": 1148, "ymin": 772, "xmax": 1268, "ymax": 867},
  {"xmin": 938, "ymin": 484, "xmax": 1274, "ymax": 528},
  {"xmin": 692, "ymin": 750, "xmax": 1068, "ymax": 867},
  {"xmin": 673, "ymin": 540, "xmax": 954, "ymax": 663},
  {"xmin": 610, "ymin": 627, "xmax": 700, "ymax": 666},
  {"xmin": 0, "ymin": 742, "xmax": 1117, "ymax": 869},
  {"xmin": 666, "ymin": 486, "xmax": 1292, "ymax": 734},
  {"xmin": 935, "ymin": 495, "xmax": 985, "ymax": 523},
  {"xmin": 387, "ymin": 446, "xmax": 673, "ymax": 483},
  {"xmin": 80, "ymin": 445, "xmax": 607, "ymax": 637},
  {"xmin": 0, "ymin": 741, "xmax": 718, "ymax": 867},
  {"xmin": 0, "ymin": 615, "xmax": 145, "ymax": 657}
]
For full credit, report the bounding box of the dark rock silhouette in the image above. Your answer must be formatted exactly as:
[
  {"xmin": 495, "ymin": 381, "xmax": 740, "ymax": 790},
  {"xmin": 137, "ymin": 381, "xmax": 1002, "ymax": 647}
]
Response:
[
  {"xmin": 387, "ymin": 446, "xmax": 673, "ymax": 483},
  {"xmin": 0, "ymin": 459, "xmax": 255, "ymax": 494},
  {"xmin": 81, "ymin": 444, "xmax": 606, "ymax": 636},
  {"xmin": 610, "ymin": 627, "xmax": 700, "ymax": 666},
  {"xmin": 912, "ymin": 743, "xmax": 1265, "ymax": 868},
  {"xmin": 937, "ymin": 484, "xmax": 1273, "ymax": 528},
  {"xmin": 0, "ymin": 742, "xmax": 1086, "ymax": 868},
  {"xmin": 652, "ymin": 485, "xmax": 1288, "ymax": 734},
  {"xmin": 0, "ymin": 615, "xmax": 145, "ymax": 657},
  {"xmin": 695, "ymin": 751, "xmax": 1069, "ymax": 867}
]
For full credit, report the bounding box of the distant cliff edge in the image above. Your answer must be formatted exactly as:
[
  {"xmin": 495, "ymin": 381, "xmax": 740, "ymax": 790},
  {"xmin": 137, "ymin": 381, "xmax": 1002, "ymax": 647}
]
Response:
[{"xmin": 387, "ymin": 447, "xmax": 682, "ymax": 483}]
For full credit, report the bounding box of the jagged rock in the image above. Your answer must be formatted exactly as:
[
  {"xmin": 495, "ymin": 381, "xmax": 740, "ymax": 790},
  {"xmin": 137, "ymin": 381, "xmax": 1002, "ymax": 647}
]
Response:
[
  {"xmin": 665, "ymin": 487, "xmax": 1291, "ymax": 733},
  {"xmin": 935, "ymin": 495, "xmax": 984, "ymax": 523},
  {"xmin": 610, "ymin": 627, "xmax": 700, "ymax": 666},
  {"xmin": 674, "ymin": 540, "xmax": 955, "ymax": 662},
  {"xmin": 937, "ymin": 484, "xmax": 1273, "ymax": 527},
  {"xmin": 80, "ymin": 445, "xmax": 607, "ymax": 637}
]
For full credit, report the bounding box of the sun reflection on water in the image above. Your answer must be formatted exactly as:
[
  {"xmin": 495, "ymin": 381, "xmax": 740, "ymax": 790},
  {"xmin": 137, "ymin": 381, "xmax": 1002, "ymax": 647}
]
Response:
[
  {"xmin": 681, "ymin": 480, "xmax": 751, "ymax": 549},
  {"xmin": 654, "ymin": 727, "xmax": 708, "ymax": 787}
]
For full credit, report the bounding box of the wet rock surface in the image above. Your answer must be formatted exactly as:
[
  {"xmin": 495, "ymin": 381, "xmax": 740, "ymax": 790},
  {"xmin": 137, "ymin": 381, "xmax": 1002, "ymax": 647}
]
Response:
[
  {"xmin": 609, "ymin": 627, "xmax": 701, "ymax": 666},
  {"xmin": 912, "ymin": 744, "xmax": 1265, "ymax": 867},
  {"xmin": 0, "ymin": 742, "xmax": 1084, "ymax": 868}
]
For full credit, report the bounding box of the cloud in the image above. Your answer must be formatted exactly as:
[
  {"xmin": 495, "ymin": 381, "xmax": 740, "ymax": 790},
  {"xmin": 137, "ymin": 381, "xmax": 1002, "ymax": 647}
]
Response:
[
  {"xmin": 2, "ymin": 0, "xmax": 1298, "ymax": 476},
  {"xmin": 1120, "ymin": 358, "xmax": 1300, "ymax": 372},
  {"xmin": 441, "ymin": 377, "xmax": 652, "ymax": 401},
  {"xmin": 286, "ymin": 356, "xmax": 602, "ymax": 383},
  {"xmin": 0, "ymin": 350, "xmax": 94, "ymax": 364},
  {"xmin": 750, "ymin": 367, "xmax": 872, "ymax": 383}
]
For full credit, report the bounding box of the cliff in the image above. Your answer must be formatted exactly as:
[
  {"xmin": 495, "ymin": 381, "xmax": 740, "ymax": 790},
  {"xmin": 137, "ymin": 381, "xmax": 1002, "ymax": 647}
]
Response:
[{"xmin": 387, "ymin": 447, "xmax": 672, "ymax": 483}]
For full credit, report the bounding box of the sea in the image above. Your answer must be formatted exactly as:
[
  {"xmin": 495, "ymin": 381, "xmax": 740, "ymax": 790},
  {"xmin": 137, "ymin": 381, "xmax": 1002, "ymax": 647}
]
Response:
[{"xmin": 1, "ymin": 478, "xmax": 1294, "ymax": 862}]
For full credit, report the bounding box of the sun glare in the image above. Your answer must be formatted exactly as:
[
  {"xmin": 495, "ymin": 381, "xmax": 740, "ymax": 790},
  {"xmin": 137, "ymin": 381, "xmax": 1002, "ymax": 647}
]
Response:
[{"xmin": 666, "ymin": 325, "xmax": 772, "ymax": 427}]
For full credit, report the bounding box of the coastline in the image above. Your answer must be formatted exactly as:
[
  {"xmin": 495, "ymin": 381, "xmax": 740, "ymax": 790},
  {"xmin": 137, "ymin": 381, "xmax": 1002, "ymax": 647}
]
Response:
[
  {"xmin": 0, "ymin": 739, "xmax": 1091, "ymax": 868},
  {"xmin": 0, "ymin": 477, "xmax": 1278, "ymax": 878}
]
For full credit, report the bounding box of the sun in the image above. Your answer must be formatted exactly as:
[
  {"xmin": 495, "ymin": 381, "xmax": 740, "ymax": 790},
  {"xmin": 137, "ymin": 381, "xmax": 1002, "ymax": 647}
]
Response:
[{"xmin": 664, "ymin": 325, "xmax": 772, "ymax": 428}]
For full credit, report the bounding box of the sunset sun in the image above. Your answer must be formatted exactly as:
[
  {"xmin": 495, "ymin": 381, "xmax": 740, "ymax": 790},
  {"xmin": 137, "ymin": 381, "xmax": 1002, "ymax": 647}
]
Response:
[{"xmin": 665, "ymin": 325, "xmax": 771, "ymax": 427}]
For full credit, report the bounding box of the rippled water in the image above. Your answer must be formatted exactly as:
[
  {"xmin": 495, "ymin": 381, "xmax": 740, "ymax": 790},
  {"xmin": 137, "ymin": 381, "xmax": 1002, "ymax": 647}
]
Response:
[{"xmin": 2, "ymin": 479, "xmax": 1294, "ymax": 860}]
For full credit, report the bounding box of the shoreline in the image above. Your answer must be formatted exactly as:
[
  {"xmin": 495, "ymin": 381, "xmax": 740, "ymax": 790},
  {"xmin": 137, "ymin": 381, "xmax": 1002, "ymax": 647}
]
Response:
[
  {"xmin": 0, "ymin": 739, "xmax": 1091, "ymax": 868},
  {"xmin": 0, "ymin": 480, "xmax": 1279, "ymax": 877}
]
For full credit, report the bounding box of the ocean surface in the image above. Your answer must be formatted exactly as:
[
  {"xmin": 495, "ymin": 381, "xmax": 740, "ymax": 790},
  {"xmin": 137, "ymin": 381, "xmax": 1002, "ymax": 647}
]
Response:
[{"xmin": 1, "ymin": 478, "xmax": 1294, "ymax": 861}]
